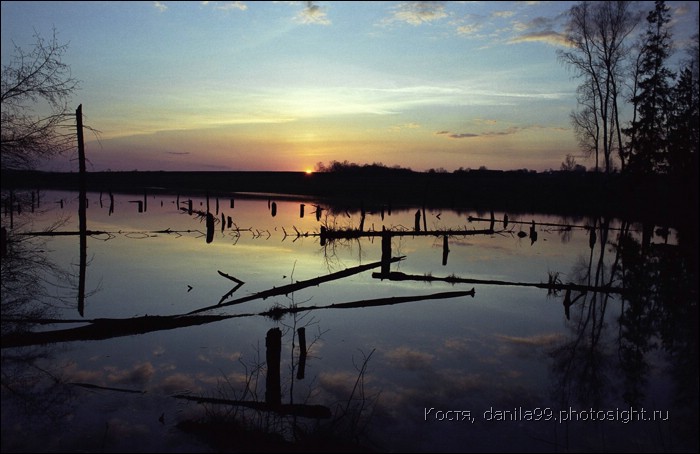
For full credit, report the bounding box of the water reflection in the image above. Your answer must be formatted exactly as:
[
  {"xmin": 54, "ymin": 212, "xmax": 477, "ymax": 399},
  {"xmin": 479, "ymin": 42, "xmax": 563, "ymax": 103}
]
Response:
[{"xmin": 1, "ymin": 189, "xmax": 697, "ymax": 452}]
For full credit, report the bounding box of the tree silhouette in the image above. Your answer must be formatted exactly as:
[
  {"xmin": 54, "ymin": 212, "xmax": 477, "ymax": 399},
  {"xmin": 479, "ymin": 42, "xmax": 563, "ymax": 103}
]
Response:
[
  {"xmin": 625, "ymin": 1, "xmax": 674, "ymax": 175},
  {"xmin": 558, "ymin": 1, "xmax": 640, "ymax": 173},
  {"xmin": 1, "ymin": 29, "xmax": 79, "ymax": 170}
]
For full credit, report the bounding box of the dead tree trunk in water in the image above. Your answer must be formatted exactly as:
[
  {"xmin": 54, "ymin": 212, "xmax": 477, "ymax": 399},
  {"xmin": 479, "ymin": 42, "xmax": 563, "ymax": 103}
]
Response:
[
  {"xmin": 381, "ymin": 229, "xmax": 392, "ymax": 275},
  {"xmin": 77, "ymin": 105, "xmax": 87, "ymax": 317},
  {"xmin": 266, "ymin": 328, "xmax": 282, "ymax": 407},
  {"xmin": 442, "ymin": 235, "xmax": 449, "ymax": 266},
  {"xmin": 296, "ymin": 327, "xmax": 307, "ymax": 380},
  {"xmin": 205, "ymin": 212, "xmax": 214, "ymax": 243}
]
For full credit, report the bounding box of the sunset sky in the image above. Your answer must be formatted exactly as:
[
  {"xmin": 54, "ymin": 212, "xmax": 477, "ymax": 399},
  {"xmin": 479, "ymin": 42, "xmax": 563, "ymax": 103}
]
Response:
[{"xmin": 2, "ymin": 1, "xmax": 698, "ymax": 173}]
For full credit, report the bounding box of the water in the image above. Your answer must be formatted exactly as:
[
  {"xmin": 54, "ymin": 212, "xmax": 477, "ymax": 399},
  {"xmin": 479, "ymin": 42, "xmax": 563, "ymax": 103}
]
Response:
[{"xmin": 1, "ymin": 189, "xmax": 697, "ymax": 452}]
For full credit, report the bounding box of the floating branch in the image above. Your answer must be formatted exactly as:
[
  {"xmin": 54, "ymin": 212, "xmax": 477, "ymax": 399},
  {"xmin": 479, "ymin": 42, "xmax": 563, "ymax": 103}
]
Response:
[
  {"xmin": 319, "ymin": 226, "xmax": 497, "ymax": 243},
  {"xmin": 68, "ymin": 382, "xmax": 146, "ymax": 394},
  {"xmin": 467, "ymin": 215, "xmax": 636, "ymax": 232},
  {"xmin": 217, "ymin": 270, "xmax": 245, "ymax": 304},
  {"xmin": 188, "ymin": 256, "xmax": 406, "ymax": 314},
  {"xmin": 2, "ymin": 285, "xmax": 471, "ymax": 348},
  {"xmin": 371, "ymin": 271, "xmax": 625, "ymax": 294},
  {"xmin": 261, "ymin": 289, "xmax": 476, "ymax": 319},
  {"xmin": 172, "ymin": 394, "xmax": 331, "ymax": 419},
  {"xmin": 1, "ymin": 314, "xmax": 236, "ymax": 348}
]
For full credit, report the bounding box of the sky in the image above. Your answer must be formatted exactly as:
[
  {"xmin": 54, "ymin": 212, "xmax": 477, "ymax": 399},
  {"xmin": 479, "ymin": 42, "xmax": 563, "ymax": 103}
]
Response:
[{"xmin": 1, "ymin": 1, "xmax": 698, "ymax": 173}]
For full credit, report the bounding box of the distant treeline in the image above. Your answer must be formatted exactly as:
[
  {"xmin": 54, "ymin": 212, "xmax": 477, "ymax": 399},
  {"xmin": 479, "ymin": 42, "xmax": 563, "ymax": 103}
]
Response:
[{"xmin": 2, "ymin": 168, "xmax": 697, "ymax": 231}]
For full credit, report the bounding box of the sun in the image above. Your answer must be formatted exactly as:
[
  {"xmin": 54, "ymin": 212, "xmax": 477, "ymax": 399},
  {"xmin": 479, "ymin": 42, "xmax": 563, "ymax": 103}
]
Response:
[{"xmin": 305, "ymin": 168, "xmax": 313, "ymax": 175}]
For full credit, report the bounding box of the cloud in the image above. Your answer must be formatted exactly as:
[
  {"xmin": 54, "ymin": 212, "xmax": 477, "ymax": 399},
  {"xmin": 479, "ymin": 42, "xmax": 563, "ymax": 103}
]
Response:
[
  {"xmin": 390, "ymin": 122, "xmax": 422, "ymax": 131},
  {"xmin": 492, "ymin": 10, "xmax": 515, "ymax": 19},
  {"xmin": 456, "ymin": 23, "xmax": 482, "ymax": 36},
  {"xmin": 441, "ymin": 126, "xmax": 527, "ymax": 139},
  {"xmin": 296, "ymin": 1, "xmax": 331, "ymax": 25},
  {"xmin": 389, "ymin": 1, "xmax": 448, "ymax": 25},
  {"xmin": 384, "ymin": 346, "xmax": 435, "ymax": 370},
  {"xmin": 153, "ymin": 1, "xmax": 167, "ymax": 12},
  {"xmin": 106, "ymin": 362, "xmax": 156, "ymax": 385},
  {"xmin": 201, "ymin": 1, "xmax": 247, "ymax": 11},
  {"xmin": 482, "ymin": 126, "xmax": 523, "ymax": 136},
  {"xmin": 508, "ymin": 15, "xmax": 571, "ymax": 47},
  {"xmin": 509, "ymin": 30, "xmax": 570, "ymax": 47},
  {"xmin": 155, "ymin": 372, "xmax": 199, "ymax": 394},
  {"xmin": 495, "ymin": 333, "xmax": 565, "ymax": 347}
]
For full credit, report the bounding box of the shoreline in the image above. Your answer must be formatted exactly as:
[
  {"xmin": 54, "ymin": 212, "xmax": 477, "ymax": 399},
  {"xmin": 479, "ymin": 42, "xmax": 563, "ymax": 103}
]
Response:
[{"xmin": 2, "ymin": 168, "xmax": 697, "ymax": 229}]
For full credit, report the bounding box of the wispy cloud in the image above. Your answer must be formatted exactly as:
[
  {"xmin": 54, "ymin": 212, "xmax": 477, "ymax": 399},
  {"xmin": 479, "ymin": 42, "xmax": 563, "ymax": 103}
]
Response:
[
  {"xmin": 509, "ymin": 30, "xmax": 570, "ymax": 47},
  {"xmin": 492, "ymin": 10, "xmax": 515, "ymax": 19},
  {"xmin": 448, "ymin": 132, "xmax": 479, "ymax": 138},
  {"xmin": 508, "ymin": 14, "xmax": 570, "ymax": 47},
  {"xmin": 388, "ymin": 1, "xmax": 448, "ymax": 26},
  {"xmin": 390, "ymin": 122, "xmax": 422, "ymax": 131},
  {"xmin": 496, "ymin": 333, "xmax": 565, "ymax": 346},
  {"xmin": 201, "ymin": 1, "xmax": 247, "ymax": 11},
  {"xmin": 106, "ymin": 362, "xmax": 156, "ymax": 385},
  {"xmin": 384, "ymin": 346, "xmax": 435, "ymax": 370},
  {"xmin": 456, "ymin": 22, "xmax": 483, "ymax": 36},
  {"xmin": 296, "ymin": 1, "xmax": 331, "ymax": 25},
  {"xmin": 153, "ymin": 1, "xmax": 167, "ymax": 13},
  {"xmin": 441, "ymin": 126, "xmax": 524, "ymax": 139}
]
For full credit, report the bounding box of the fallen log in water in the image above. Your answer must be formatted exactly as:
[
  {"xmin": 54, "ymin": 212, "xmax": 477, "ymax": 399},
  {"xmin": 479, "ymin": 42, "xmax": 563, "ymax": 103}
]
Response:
[
  {"xmin": 171, "ymin": 394, "xmax": 332, "ymax": 419},
  {"xmin": 371, "ymin": 271, "xmax": 625, "ymax": 294},
  {"xmin": 2, "ymin": 288, "xmax": 475, "ymax": 348},
  {"xmin": 0, "ymin": 314, "xmax": 235, "ymax": 348},
  {"xmin": 260, "ymin": 289, "xmax": 476, "ymax": 319},
  {"xmin": 319, "ymin": 227, "xmax": 497, "ymax": 242},
  {"xmin": 187, "ymin": 256, "xmax": 406, "ymax": 314}
]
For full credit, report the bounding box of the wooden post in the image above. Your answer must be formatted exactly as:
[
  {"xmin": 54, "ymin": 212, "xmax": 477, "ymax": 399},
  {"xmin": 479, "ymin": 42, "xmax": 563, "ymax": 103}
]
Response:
[
  {"xmin": 206, "ymin": 212, "xmax": 215, "ymax": 244},
  {"xmin": 442, "ymin": 235, "xmax": 449, "ymax": 266},
  {"xmin": 296, "ymin": 327, "xmax": 307, "ymax": 380},
  {"xmin": 300, "ymin": 203, "xmax": 305, "ymax": 218},
  {"xmin": 414, "ymin": 210, "xmax": 421, "ymax": 232},
  {"xmin": 271, "ymin": 201, "xmax": 277, "ymax": 217},
  {"xmin": 265, "ymin": 328, "xmax": 282, "ymax": 406}
]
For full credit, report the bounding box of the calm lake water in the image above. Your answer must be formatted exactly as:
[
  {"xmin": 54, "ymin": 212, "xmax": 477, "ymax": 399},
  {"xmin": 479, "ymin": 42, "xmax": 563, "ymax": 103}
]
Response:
[{"xmin": 1, "ymin": 189, "xmax": 697, "ymax": 453}]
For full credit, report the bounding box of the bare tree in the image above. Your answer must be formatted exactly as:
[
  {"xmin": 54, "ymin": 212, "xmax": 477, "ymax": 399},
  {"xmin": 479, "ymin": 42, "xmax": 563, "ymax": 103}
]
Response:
[
  {"xmin": 558, "ymin": 1, "xmax": 641, "ymax": 173},
  {"xmin": 571, "ymin": 78, "xmax": 600, "ymax": 168},
  {"xmin": 1, "ymin": 29, "xmax": 79, "ymax": 170}
]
